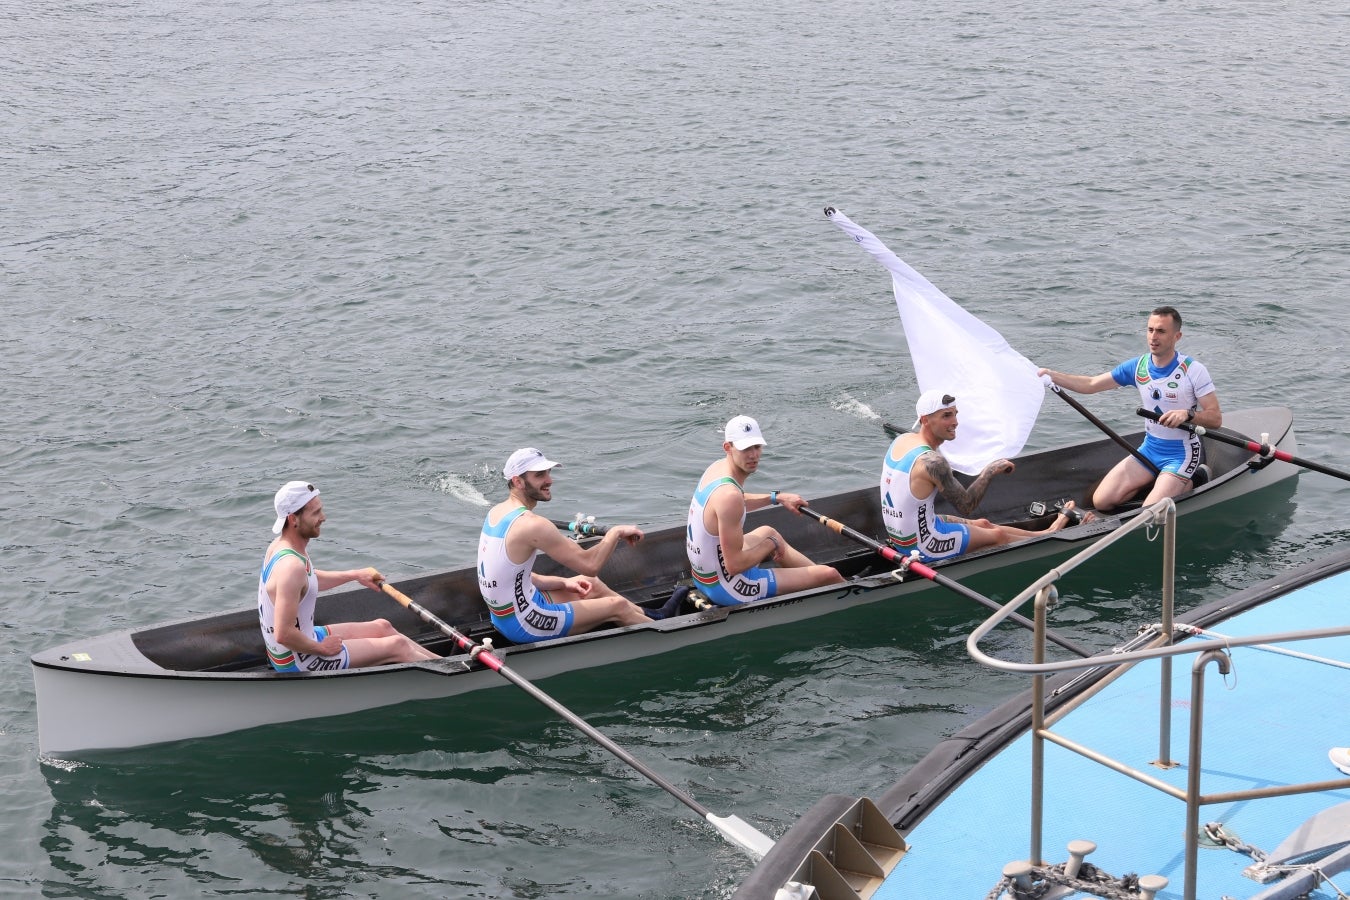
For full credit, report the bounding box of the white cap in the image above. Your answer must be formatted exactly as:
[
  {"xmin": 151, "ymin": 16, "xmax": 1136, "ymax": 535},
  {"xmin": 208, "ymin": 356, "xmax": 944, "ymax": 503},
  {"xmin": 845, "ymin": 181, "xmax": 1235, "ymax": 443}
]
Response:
[
  {"xmin": 912, "ymin": 390, "xmax": 957, "ymax": 430},
  {"xmin": 272, "ymin": 481, "xmax": 319, "ymax": 534},
  {"xmin": 724, "ymin": 415, "xmax": 767, "ymax": 450},
  {"xmin": 503, "ymin": 447, "xmax": 560, "ymax": 479}
]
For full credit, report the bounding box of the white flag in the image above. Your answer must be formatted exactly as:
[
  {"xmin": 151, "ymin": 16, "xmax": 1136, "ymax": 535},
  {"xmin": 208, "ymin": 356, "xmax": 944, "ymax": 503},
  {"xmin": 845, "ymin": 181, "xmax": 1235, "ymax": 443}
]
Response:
[{"xmin": 827, "ymin": 208, "xmax": 1043, "ymax": 475}]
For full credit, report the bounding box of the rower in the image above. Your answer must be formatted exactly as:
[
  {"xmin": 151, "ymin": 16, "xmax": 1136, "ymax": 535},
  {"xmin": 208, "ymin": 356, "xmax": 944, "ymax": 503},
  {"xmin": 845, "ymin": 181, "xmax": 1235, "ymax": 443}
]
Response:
[
  {"xmin": 477, "ymin": 448, "xmax": 685, "ymax": 645},
  {"xmin": 881, "ymin": 391, "xmax": 1081, "ymax": 561}
]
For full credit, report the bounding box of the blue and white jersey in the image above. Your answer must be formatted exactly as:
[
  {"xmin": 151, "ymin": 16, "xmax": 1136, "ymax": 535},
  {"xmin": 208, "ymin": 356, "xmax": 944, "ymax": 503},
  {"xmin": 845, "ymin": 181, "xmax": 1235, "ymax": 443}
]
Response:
[
  {"xmin": 686, "ymin": 475, "xmax": 777, "ymax": 605},
  {"xmin": 477, "ymin": 506, "xmax": 574, "ymax": 642},
  {"xmin": 258, "ymin": 546, "xmax": 349, "ymax": 672},
  {"xmin": 1111, "ymin": 353, "xmax": 1215, "ymax": 441},
  {"xmin": 1111, "ymin": 353, "xmax": 1213, "ymax": 478},
  {"xmin": 880, "ymin": 438, "xmax": 969, "ymax": 562}
]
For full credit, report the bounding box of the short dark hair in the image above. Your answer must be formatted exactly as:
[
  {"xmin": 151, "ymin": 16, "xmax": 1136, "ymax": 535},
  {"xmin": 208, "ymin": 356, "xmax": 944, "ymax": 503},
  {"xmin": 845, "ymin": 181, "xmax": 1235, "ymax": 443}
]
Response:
[{"xmin": 1150, "ymin": 305, "xmax": 1182, "ymax": 327}]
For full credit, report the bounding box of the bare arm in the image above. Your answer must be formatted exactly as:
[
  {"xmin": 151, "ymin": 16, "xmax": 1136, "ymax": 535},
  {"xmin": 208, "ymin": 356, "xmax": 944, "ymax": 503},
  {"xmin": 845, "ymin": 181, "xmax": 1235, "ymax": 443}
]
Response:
[
  {"xmin": 708, "ymin": 488, "xmax": 777, "ymax": 576},
  {"xmin": 1037, "ymin": 368, "xmax": 1118, "ymax": 395},
  {"xmin": 270, "ymin": 560, "xmax": 342, "ymax": 656},
  {"xmin": 745, "ymin": 490, "xmax": 808, "ymax": 513},
  {"xmin": 923, "ymin": 451, "xmax": 1012, "ymax": 518},
  {"xmin": 510, "ymin": 513, "xmax": 642, "ymax": 578},
  {"xmin": 315, "ymin": 566, "xmax": 383, "ymax": 592},
  {"xmin": 1196, "ymin": 391, "xmax": 1222, "ymax": 428}
]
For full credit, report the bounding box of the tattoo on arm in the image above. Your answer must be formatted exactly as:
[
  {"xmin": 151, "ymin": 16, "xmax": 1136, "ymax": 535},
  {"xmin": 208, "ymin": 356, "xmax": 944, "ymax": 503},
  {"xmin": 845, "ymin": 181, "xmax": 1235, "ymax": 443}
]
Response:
[{"xmin": 925, "ymin": 452, "xmax": 991, "ymax": 517}]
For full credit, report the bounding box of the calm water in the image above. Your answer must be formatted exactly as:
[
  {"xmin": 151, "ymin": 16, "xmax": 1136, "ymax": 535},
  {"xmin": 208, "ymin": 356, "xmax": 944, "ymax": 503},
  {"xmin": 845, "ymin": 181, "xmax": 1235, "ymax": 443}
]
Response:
[{"xmin": 5, "ymin": 0, "xmax": 1348, "ymax": 896}]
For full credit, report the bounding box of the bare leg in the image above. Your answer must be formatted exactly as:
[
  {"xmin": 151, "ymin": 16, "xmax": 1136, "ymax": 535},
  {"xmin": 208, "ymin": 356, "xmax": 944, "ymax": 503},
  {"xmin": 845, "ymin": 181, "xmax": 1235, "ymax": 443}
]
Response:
[
  {"xmin": 542, "ymin": 582, "xmax": 651, "ymax": 634},
  {"xmin": 962, "ymin": 502, "xmax": 1081, "ymax": 553},
  {"xmin": 771, "ymin": 564, "xmax": 845, "ymax": 594},
  {"xmin": 329, "ymin": 619, "xmax": 440, "ymax": 665},
  {"xmin": 1093, "ymin": 457, "xmax": 1158, "ymax": 511},
  {"xmin": 1141, "ymin": 471, "xmax": 1192, "ymax": 505},
  {"xmin": 743, "ymin": 526, "xmax": 844, "ymax": 593},
  {"xmin": 565, "ymin": 595, "xmax": 651, "ymax": 632},
  {"xmin": 745, "ymin": 525, "xmax": 830, "ymax": 570}
]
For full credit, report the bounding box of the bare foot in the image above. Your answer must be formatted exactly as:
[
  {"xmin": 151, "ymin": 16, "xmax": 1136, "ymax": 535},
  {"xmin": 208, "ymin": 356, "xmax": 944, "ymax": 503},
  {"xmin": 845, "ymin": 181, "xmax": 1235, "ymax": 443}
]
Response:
[
  {"xmin": 1050, "ymin": 501, "xmax": 1098, "ymax": 530},
  {"xmin": 1047, "ymin": 501, "xmax": 1081, "ymax": 532}
]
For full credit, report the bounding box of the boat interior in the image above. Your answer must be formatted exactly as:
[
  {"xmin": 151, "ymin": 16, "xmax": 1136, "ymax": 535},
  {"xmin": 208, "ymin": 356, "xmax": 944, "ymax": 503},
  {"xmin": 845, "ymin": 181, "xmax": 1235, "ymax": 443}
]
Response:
[{"xmin": 128, "ymin": 413, "xmax": 1287, "ymax": 676}]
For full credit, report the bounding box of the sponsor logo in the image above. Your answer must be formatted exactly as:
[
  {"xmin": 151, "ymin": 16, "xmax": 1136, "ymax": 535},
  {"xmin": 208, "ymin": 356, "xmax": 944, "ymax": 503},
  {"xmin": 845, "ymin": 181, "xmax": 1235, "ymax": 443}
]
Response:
[
  {"xmin": 305, "ymin": 656, "xmax": 345, "ymax": 672},
  {"xmin": 717, "ymin": 545, "xmax": 734, "ymax": 581},
  {"xmin": 523, "ymin": 608, "xmax": 560, "ymax": 631},
  {"xmin": 915, "ymin": 505, "xmax": 958, "ymax": 555},
  {"xmin": 733, "ymin": 579, "xmax": 762, "ymax": 598},
  {"xmin": 1167, "ymin": 381, "xmax": 1179, "ymax": 388}
]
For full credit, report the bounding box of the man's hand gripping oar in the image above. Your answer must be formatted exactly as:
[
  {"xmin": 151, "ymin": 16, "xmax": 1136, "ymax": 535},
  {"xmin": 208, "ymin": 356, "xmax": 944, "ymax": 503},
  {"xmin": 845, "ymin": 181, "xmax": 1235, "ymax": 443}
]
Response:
[{"xmin": 798, "ymin": 507, "xmax": 1093, "ymax": 658}]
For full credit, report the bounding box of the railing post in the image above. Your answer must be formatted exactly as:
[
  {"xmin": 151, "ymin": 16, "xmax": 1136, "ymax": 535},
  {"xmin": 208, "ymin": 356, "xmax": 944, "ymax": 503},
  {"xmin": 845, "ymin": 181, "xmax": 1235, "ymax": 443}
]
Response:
[
  {"xmin": 1185, "ymin": 648, "xmax": 1231, "ymax": 900},
  {"xmin": 1157, "ymin": 500, "xmax": 1177, "ymax": 768},
  {"xmin": 1030, "ymin": 583, "xmax": 1055, "ymax": 866}
]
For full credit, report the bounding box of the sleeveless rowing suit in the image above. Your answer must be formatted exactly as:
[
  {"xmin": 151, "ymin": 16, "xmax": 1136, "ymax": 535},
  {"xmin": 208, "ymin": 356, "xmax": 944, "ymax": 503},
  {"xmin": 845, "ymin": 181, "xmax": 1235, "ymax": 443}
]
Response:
[
  {"xmin": 880, "ymin": 440, "xmax": 969, "ymax": 562},
  {"xmin": 258, "ymin": 547, "xmax": 349, "ymax": 672},
  {"xmin": 1110, "ymin": 352, "xmax": 1214, "ymax": 478},
  {"xmin": 477, "ymin": 506, "xmax": 575, "ymax": 643},
  {"xmin": 686, "ymin": 475, "xmax": 777, "ymax": 606}
]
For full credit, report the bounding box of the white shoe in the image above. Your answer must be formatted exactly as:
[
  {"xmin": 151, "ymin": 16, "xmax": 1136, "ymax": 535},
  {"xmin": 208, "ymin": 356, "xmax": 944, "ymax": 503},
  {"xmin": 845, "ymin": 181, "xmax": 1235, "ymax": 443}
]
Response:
[{"xmin": 1329, "ymin": 747, "xmax": 1350, "ymax": 776}]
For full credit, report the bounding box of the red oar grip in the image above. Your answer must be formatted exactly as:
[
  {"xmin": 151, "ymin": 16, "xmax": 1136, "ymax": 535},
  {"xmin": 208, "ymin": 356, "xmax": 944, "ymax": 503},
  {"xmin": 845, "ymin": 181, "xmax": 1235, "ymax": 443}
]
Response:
[{"xmin": 906, "ymin": 559, "xmax": 937, "ymax": 581}]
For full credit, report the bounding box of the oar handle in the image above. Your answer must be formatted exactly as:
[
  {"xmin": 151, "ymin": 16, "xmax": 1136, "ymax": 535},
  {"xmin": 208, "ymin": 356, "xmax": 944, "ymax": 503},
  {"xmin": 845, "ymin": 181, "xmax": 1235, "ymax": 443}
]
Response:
[
  {"xmin": 800, "ymin": 507, "xmax": 1092, "ymax": 658},
  {"xmin": 1051, "ymin": 385, "xmax": 1161, "ymax": 475},
  {"xmin": 379, "ymin": 581, "xmax": 485, "ymax": 661},
  {"xmin": 552, "ymin": 517, "xmax": 611, "ymax": 536},
  {"xmin": 1134, "ymin": 408, "xmax": 1350, "ymax": 483},
  {"xmin": 800, "ymin": 506, "xmax": 904, "ymax": 562},
  {"xmin": 1135, "ymin": 406, "xmax": 1259, "ymax": 447}
]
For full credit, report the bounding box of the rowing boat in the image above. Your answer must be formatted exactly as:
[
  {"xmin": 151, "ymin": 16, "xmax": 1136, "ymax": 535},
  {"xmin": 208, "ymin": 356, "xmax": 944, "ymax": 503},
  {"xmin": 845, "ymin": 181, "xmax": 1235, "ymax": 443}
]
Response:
[
  {"xmin": 735, "ymin": 494, "xmax": 1350, "ymax": 900},
  {"xmin": 32, "ymin": 406, "xmax": 1298, "ymax": 757}
]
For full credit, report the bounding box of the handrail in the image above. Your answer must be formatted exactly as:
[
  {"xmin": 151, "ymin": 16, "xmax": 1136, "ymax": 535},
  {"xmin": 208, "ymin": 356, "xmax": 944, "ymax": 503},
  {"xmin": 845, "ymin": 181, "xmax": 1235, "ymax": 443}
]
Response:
[
  {"xmin": 965, "ymin": 496, "xmax": 1350, "ymax": 900},
  {"xmin": 967, "ymin": 498, "xmax": 1350, "ymax": 674}
]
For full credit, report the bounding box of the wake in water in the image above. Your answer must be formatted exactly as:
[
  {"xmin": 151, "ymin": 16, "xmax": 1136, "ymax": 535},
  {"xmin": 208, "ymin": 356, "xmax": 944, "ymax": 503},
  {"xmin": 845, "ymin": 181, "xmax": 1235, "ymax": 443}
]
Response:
[
  {"xmin": 833, "ymin": 393, "xmax": 881, "ymax": 421},
  {"xmin": 433, "ymin": 472, "xmax": 491, "ymax": 507}
]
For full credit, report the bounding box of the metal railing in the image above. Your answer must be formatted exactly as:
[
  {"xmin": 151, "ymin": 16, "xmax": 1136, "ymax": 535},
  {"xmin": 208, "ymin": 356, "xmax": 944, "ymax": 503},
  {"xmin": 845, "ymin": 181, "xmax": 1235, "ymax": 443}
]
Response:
[{"xmin": 968, "ymin": 498, "xmax": 1350, "ymax": 900}]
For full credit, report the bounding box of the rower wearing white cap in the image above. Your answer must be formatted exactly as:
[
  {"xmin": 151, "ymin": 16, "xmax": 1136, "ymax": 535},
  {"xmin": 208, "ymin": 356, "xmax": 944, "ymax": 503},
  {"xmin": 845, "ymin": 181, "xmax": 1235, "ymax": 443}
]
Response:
[
  {"xmin": 881, "ymin": 391, "xmax": 1078, "ymax": 562},
  {"xmin": 258, "ymin": 481, "xmax": 440, "ymax": 673},
  {"xmin": 477, "ymin": 449, "xmax": 680, "ymax": 644},
  {"xmin": 686, "ymin": 415, "xmax": 843, "ymax": 606}
]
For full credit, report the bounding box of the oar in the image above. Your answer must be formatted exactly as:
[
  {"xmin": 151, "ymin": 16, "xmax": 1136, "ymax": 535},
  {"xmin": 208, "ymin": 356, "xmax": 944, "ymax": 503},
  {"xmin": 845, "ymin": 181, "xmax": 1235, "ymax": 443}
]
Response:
[
  {"xmin": 799, "ymin": 507, "xmax": 1093, "ymax": 658},
  {"xmin": 552, "ymin": 517, "xmax": 610, "ymax": 536},
  {"xmin": 1049, "ymin": 384, "xmax": 1161, "ymax": 476},
  {"xmin": 377, "ymin": 580, "xmax": 774, "ymax": 859},
  {"xmin": 1135, "ymin": 408, "xmax": 1350, "ymax": 483}
]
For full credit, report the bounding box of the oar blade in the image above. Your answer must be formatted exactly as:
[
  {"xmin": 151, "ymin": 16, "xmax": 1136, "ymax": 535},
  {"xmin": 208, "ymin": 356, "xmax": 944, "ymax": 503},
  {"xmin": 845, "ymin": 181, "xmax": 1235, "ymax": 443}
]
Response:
[{"xmin": 707, "ymin": 813, "xmax": 775, "ymax": 859}]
